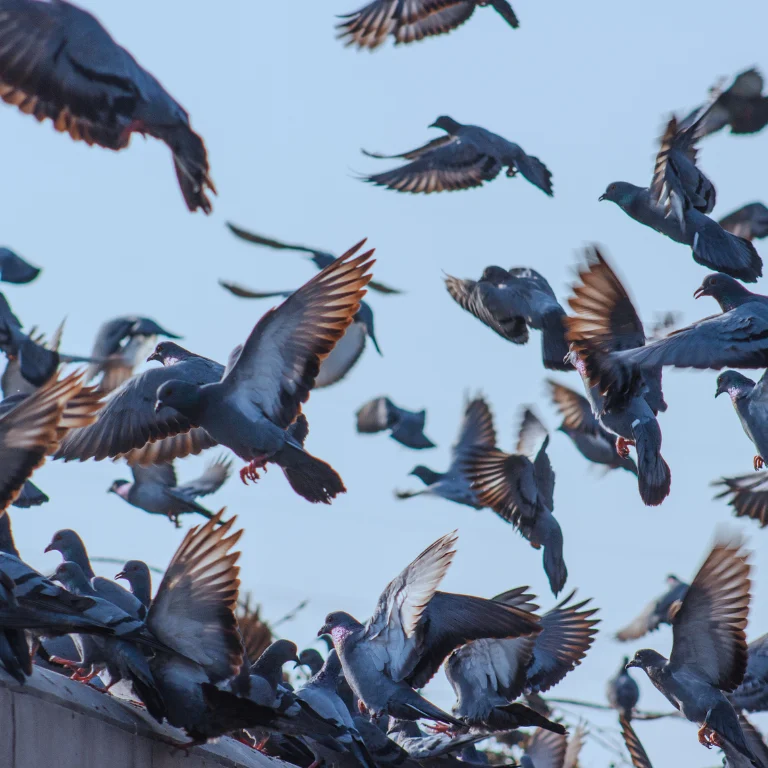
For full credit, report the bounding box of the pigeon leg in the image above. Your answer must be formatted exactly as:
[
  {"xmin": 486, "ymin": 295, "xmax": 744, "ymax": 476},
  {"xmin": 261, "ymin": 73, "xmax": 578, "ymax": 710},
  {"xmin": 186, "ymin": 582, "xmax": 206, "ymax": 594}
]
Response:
[
  {"xmin": 506, "ymin": 166, "xmax": 518, "ymax": 177},
  {"xmin": 426, "ymin": 722, "xmax": 453, "ymax": 735},
  {"xmin": 754, "ymin": 455, "xmax": 765, "ymax": 471},
  {"xmin": 616, "ymin": 437, "xmax": 635, "ymax": 458},
  {"xmin": 48, "ymin": 655, "xmax": 88, "ymax": 678},
  {"xmin": 709, "ymin": 730, "xmax": 723, "ymax": 748},
  {"xmin": 358, "ymin": 700, "xmax": 368, "ymax": 716},
  {"xmin": 239, "ymin": 456, "xmax": 269, "ymax": 485},
  {"xmin": 697, "ymin": 724, "xmax": 714, "ymax": 748}
]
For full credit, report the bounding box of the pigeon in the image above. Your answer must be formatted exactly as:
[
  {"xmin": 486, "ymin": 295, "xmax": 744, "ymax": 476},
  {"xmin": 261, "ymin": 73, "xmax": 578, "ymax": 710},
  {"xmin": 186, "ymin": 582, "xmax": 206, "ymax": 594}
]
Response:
[
  {"xmin": 519, "ymin": 729, "xmax": 568, "ymax": 768},
  {"xmin": 464, "ymin": 408, "xmax": 568, "ymax": 596},
  {"xmin": 108, "ymin": 456, "xmax": 232, "ymax": 526},
  {"xmin": 154, "ymin": 242, "xmax": 374, "ymax": 503},
  {"xmin": 114, "ymin": 560, "xmax": 152, "ymax": 609},
  {"xmin": 564, "ymin": 247, "xmax": 671, "ymax": 506},
  {"xmin": 715, "ymin": 370, "xmax": 768, "ymax": 470},
  {"xmin": 336, "ymin": 0, "xmax": 520, "ymax": 49},
  {"xmin": 396, "ymin": 395, "xmax": 496, "ymax": 508},
  {"xmin": 355, "ymin": 397, "xmax": 434, "ymax": 449},
  {"xmin": 615, "ymin": 575, "xmax": 689, "ymax": 642},
  {"xmin": 298, "ymin": 648, "xmax": 326, "ymax": 677},
  {"xmin": 731, "ymin": 634, "xmax": 768, "ymax": 713},
  {"xmin": 0, "ymin": 0, "xmax": 215, "ymax": 212},
  {"xmin": 218, "ymin": 282, "xmax": 382, "ymax": 389},
  {"xmin": 226, "ymin": 224, "xmax": 402, "ymax": 295},
  {"xmin": 607, "ymin": 657, "xmax": 640, "ymax": 719},
  {"xmin": 11, "ymin": 480, "xmax": 48, "ymax": 509},
  {"xmin": 0, "ymin": 248, "xmax": 39, "ymax": 284},
  {"xmin": 681, "ymin": 68, "xmax": 768, "ymax": 137},
  {"xmin": 363, "ymin": 117, "xmax": 553, "ymax": 195},
  {"xmin": 86, "ymin": 316, "xmax": 181, "ymax": 394},
  {"xmin": 546, "ymin": 379, "xmax": 638, "ymax": 475},
  {"xmin": 720, "ymin": 204, "xmax": 768, "ymax": 241},
  {"xmin": 445, "ymin": 590, "xmax": 597, "ymax": 730},
  {"xmin": 714, "ymin": 471, "xmax": 768, "ymax": 528},
  {"xmin": 619, "ymin": 715, "xmax": 653, "ymax": 768},
  {"xmin": 318, "ymin": 531, "xmax": 541, "ymax": 724},
  {"xmin": 626, "ymin": 535, "xmax": 756, "ymax": 761},
  {"xmin": 724, "ymin": 715, "xmax": 768, "ymax": 768},
  {"xmin": 445, "ymin": 267, "xmax": 569, "ymax": 370}
]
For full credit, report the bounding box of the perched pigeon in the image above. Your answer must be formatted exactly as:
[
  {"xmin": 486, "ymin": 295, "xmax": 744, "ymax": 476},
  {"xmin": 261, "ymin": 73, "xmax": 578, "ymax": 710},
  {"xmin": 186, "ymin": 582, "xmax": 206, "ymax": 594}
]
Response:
[
  {"xmin": 226, "ymin": 224, "xmax": 402, "ymax": 295},
  {"xmin": 0, "ymin": 248, "xmax": 39, "ymax": 284},
  {"xmin": 564, "ymin": 247, "xmax": 671, "ymax": 506},
  {"xmin": 682, "ymin": 68, "xmax": 768, "ymax": 137},
  {"xmin": 318, "ymin": 531, "xmax": 541, "ymax": 724},
  {"xmin": 731, "ymin": 634, "xmax": 768, "ymax": 713},
  {"xmin": 396, "ymin": 395, "xmax": 496, "ymax": 508},
  {"xmin": 114, "ymin": 560, "xmax": 152, "ymax": 609},
  {"xmin": 714, "ymin": 471, "xmax": 768, "ymax": 528},
  {"xmin": 337, "ymin": 0, "xmax": 520, "ymax": 49},
  {"xmin": 615, "ymin": 575, "xmax": 688, "ymax": 642},
  {"xmin": 108, "ymin": 456, "xmax": 232, "ymax": 526},
  {"xmin": 363, "ymin": 117, "xmax": 552, "ymax": 195},
  {"xmin": 155, "ymin": 242, "xmax": 374, "ymax": 503},
  {"xmin": 218, "ymin": 283, "xmax": 382, "ymax": 389},
  {"xmin": 463, "ymin": 408, "xmax": 568, "ymax": 595},
  {"xmin": 715, "ymin": 370, "xmax": 768, "ymax": 470},
  {"xmin": 720, "ymin": 204, "xmax": 768, "ymax": 242},
  {"xmin": 626, "ymin": 535, "xmax": 755, "ymax": 761},
  {"xmin": 356, "ymin": 397, "xmax": 434, "ymax": 449},
  {"xmin": 86, "ymin": 316, "xmax": 181, "ymax": 394},
  {"xmin": 445, "ymin": 267, "xmax": 569, "ymax": 370},
  {"xmin": 0, "ymin": 0, "xmax": 214, "ymax": 212},
  {"xmin": 298, "ymin": 648, "xmax": 326, "ymax": 677},
  {"xmin": 445, "ymin": 590, "xmax": 597, "ymax": 730},
  {"xmin": 547, "ymin": 379, "xmax": 637, "ymax": 475},
  {"xmin": 607, "ymin": 657, "xmax": 640, "ymax": 719},
  {"xmin": 619, "ymin": 715, "xmax": 653, "ymax": 768}
]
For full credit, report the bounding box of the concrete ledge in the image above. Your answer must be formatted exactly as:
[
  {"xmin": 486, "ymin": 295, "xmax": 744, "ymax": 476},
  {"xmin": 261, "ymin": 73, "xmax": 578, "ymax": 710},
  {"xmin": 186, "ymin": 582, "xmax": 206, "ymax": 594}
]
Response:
[{"xmin": 0, "ymin": 666, "xmax": 283, "ymax": 768}]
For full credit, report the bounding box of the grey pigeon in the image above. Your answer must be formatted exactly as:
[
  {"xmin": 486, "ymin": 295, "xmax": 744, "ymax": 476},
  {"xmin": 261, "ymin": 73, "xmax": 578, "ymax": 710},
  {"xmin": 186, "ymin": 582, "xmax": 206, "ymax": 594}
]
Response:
[
  {"xmin": 445, "ymin": 267, "xmax": 568, "ymax": 371},
  {"xmin": 720, "ymin": 204, "xmax": 768, "ymax": 241},
  {"xmin": 115, "ymin": 560, "xmax": 152, "ymax": 609},
  {"xmin": 520, "ymin": 729, "xmax": 568, "ymax": 768},
  {"xmin": 108, "ymin": 456, "xmax": 232, "ymax": 526},
  {"xmin": 463, "ymin": 408, "xmax": 568, "ymax": 595},
  {"xmin": 0, "ymin": 248, "xmax": 39, "ymax": 284},
  {"xmin": 54, "ymin": 341, "xmax": 222, "ymax": 466},
  {"xmin": 445, "ymin": 590, "xmax": 597, "ymax": 731},
  {"xmin": 318, "ymin": 531, "xmax": 541, "ymax": 724},
  {"xmin": 681, "ymin": 68, "xmax": 768, "ymax": 137},
  {"xmin": 564, "ymin": 247, "xmax": 671, "ymax": 506},
  {"xmin": 0, "ymin": 0, "xmax": 214, "ymax": 212},
  {"xmin": 86, "ymin": 316, "xmax": 181, "ymax": 394},
  {"xmin": 226, "ymin": 223, "xmax": 402, "ymax": 294},
  {"xmin": 396, "ymin": 395, "xmax": 496, "ymax": 508},
  {"xmin": 363, "ymin": 116, "xmax": 553, "ymax": 195},
  {"xmin": 626, "ymin": 535, "xmax": 756, "ymax": 762},
  {"xmin": 546, "ymin": 379, "xmax": 638, "ymax": 475},
  {"xmin": 218, "ymin": 283, "xmax": 382, "ymax": 389},
  {"xmin": 11, "ymin": 480, "xmax": 48, "ymax": 509},
  {"xmin": 155, "ymin": 243, "xmax": 375, "ymax": 503},
  {"xmin": 298, "ymin": 648, "xmax": 326, "ymax": 677},
  {"xmin": 715, "ymin": 369, "xmax": 768, "ymax": 470},
  {"xmin": 714, "ymin": 471, "xmax": 768, "ymax": 528},
  {"xmin": 619, "ymin": 715, "xmax": 653, "ymax": 768},
  {"xmin": 386, "ymin": 719, "xmax": 495, "ymax": 760},
  {"xmin": 615, "ymin": 575, "xmax": 688, "ymax": 642},
  {"xmin": 356, "ymin": 397, "xmax": 434, "ymax": 449},
  {"xmin": 607, "ymin": 657, "xmax": 640, "ymax": 719},
  {"xmin": 731, "ymin": 634, "xmax": 768, "ymax": 713},
  {"xmin": 337, "ymin": 0, "xmax": 520, "ymax": 49}
]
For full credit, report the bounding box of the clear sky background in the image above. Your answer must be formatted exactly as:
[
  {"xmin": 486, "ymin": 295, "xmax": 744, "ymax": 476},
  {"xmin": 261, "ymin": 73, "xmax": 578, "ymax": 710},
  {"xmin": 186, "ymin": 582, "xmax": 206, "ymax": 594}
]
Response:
[{"xmin": 2, "ymin": 0, "xmax": 768, "ymax": 764}]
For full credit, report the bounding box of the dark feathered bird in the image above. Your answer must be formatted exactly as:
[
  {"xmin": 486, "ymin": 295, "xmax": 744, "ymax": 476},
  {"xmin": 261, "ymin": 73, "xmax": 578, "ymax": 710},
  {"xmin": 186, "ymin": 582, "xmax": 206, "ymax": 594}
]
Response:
[
  {"xmin": 356, "ymin": 396, "xmax": 434, "ymax": 449},
  {"xmin": 363, "ymin": 116, "xmax": 552, "ymax": 195},
  {"xmin": 0, "ymin": 248, "xmax": 39, "ymax": 284},
  {"xmin": 607, "ymin": 657, "xmax": 640, "ymax": 719},
  {"xmin": 719, "ymin": 203, "xmax": 768, "ymax": 242},
  {"xmin": 615, "ymin": 575, "xmax": 688, "ymax": 642},
  {"xmin": 715, "ymin": 369, "xmax": 768, "ymax": 471},
  {"xmin": 714, "ymin": 471, "xmax": 768, "ymax": 529}
]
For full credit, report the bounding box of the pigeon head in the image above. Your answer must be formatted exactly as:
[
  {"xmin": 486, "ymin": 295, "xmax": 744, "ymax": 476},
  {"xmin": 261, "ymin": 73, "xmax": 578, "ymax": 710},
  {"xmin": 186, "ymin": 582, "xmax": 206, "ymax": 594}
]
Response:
[
  {"xmin": 665, "ymin": 574, "xmax": 682, "ymax": 586},
  {"xmin": 115, "ymin": 559, "xmax": 150, "ymax": 585},
  {"xmin": 130, "ymin": 318, "xmax": 181, "ymax": 340},
  {"xmin": 108, "ymin": 479, "xmax": 131, "ymax": 497},
  {"xmin": 318, "ymin": 611, "xmax": 364, "ymax": 642},
  {"xmin": 598, "ymin": 181, "xmax": 638, "ymax": 207},
  {"xmin": 429, "ymin": 115, "xmax": 462, "ymax": 133},
  {"xmin": 44, "ymin": 529, "xmax": 84, "ymax": 560},
  {"xmin": 693, "ymin": 273, "xmax": 753, "ymax": 311},
  {"xmin": 298, "ymin": 648, "xmax": 325, "ymax": 675},
  {"xmin": 715, "ymin": 370, "xmax": 755, "ymax": 399},
  {"xmin": 408, "ymin": 465, "xmax": 443, "ymax": 486},
  {"xmin": 263, "ymin": 638, "xmax": 300, "ymax": 666},
  {"xmin": 155, "ymin": 379, "xmax": 203, "ymax": 416},
  {"xmin": 481, "ymin": 266, "xmax": 510, "ymax": 285},
  {"xmin": 626, "ymin": 648, "xmax": 667, "ymax": 671},
  {"xmin": 147, "ymin": 341, "xmax": 191, "ymax": 365},
  {"xmin": 52, "ymin": 561, "xmax": 91, "ymax": 592}
]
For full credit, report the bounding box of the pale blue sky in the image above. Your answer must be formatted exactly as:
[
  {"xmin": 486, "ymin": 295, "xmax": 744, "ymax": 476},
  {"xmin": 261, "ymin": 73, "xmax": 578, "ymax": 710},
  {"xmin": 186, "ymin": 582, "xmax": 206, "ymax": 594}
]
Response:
[{"xmin": 4, "ymin": 0, "xmax": 768, "ymax": 763}]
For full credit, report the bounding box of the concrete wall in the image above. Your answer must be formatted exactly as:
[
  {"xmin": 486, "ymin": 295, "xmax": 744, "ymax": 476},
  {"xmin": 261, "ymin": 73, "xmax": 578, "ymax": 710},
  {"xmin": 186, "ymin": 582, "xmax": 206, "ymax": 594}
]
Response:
[{"xmin": 0, "ymin": 666, "xmax": 283, "ymax": 768}]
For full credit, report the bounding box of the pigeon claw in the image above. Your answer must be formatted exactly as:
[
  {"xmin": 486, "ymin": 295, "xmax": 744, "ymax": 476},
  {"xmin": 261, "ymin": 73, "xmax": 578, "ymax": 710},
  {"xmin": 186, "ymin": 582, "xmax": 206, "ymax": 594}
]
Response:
[
  {"xmin": 616, "ymin": 437, "xmax": 635, "ymax": 459},
  {"xmin": 755, "ymin": 455, "xmax": 765, "ymax": 471},
  {"xmin": 698, "ymin": 724, "xmax": 721, "ymax": 748},
  {"xmin": 427, "ymin": 722, "xmax": 454, "ymax": 735},
  {"xmin": 239, "ymin": 456, "xmax": 268, "ymax": 485}
]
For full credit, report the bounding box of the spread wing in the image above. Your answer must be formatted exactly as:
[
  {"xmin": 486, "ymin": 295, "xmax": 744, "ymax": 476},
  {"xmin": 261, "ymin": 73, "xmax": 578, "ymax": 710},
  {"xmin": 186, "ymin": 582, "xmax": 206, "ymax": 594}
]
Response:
[
  {"xmin": 356, "ymin": 397, "xmax": 394, "ymax": 434},
  {"xmin": 719, "ymin": 203, "xmax": 768, "ymax": 241},
  {"xmin": 619, "ymin": 716, "xmax": 653, "ymax": 768},
  {"xmin": 449, "ymin": 395, "xmax": 497, "ymax": 468},
  {"xmin": 178, "ymin": 456, "xmax": 232, "ymax": 497},
  {"xmin": 547, "ymin": 379, "xmax": 599, "ymax": 434},
  {"xmin": 394, "ymin": 3, "xmax": 476, "ymax": 43},
  {"xmin": 525, "ymin": 728, "xmax": 568, "ymax": 768},
  {"xmin": 731, "ymin": 634, "xmax": 768, "ymax": 712},
  {"xmin": 313, "ymin": 322, "xmax": 368, "ymax": 388},
  {"xmin": 713, "ymin": 471, "xmax": 768, "ymax": 528},
  {"xmin": 336, "ymin": 0, "xmax": 439, "ymax": 49},
  {"xmin": 132, "ymin": 461, "xmax": 177, "ymax": 488}
]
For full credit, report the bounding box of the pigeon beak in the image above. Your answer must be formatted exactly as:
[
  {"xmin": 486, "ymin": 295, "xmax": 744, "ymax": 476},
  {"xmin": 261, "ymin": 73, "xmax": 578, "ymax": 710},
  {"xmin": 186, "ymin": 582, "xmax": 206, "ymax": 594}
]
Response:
[
  {"xmin": 715, "ymin": 384, "xmax": 726, "ymax": 398},
  {"xmin": 43, "ymin": 542, "xmax": 54, "ymax": 554},
  {"xmin": 693, "ymin": 286, "xmax": 707, "ymax": 299},
  {"xmin": 625, "ymin": 659, "xmax": 639, "ymax": 669},
  {"xmin": 115, "ymin": 571, "xmax": 126, "ymax": 581},
  {"xmin": 317, "ymin": 624, "xmax": 331, "ymax": 637},
  {"xmin": 147, "ymin": 351, "xmax": 161, "ymax": 363},
  {"xmin": 598, "ymin": 193, "xmax": 606, "ymax": 202},
  {"xmin": 154, "ymin": 401, "xmax": 163, "ymax": 414}
]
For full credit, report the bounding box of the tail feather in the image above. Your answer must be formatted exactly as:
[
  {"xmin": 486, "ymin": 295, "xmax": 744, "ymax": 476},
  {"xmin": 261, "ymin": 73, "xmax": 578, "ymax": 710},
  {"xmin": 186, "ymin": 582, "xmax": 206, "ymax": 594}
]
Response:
[
  {"xmin": 277, "ymin": 444, "xmax": 346, "ymax": 504},
  {"xmin": 689, "ymin": 211, "xmax": 763, "ymax": 282},
  {"xmin": 543, "ymin": 537, "xmax": 567, "ymax": 597},
  {"xmin": 489, "ymin": 0, "xmax": 520, "ymax": 28},
  {"xmin": 540, "ymin": 312, "xmax": 570, "ymax": 371},
  {"xmin": 170, "ymin": 128, "xmax": 215, "ymax": 215},
  {"xmin": 707, "ymin": 701, "xmax": 758, "ymax": 765},
  {"xmin": 487, "ymin": 703, "xmax": 566, "ymax": 734},
  {"xmin": 392, "ymin": 688, "xmax": 463, "ymax": 726},
  {"xmin": 514, "ymin": 152, "xmax": 553, "ymax": 196},
  {"xmin": 633, "ymin": 420, "xmax": 671, "ymax": 507}
]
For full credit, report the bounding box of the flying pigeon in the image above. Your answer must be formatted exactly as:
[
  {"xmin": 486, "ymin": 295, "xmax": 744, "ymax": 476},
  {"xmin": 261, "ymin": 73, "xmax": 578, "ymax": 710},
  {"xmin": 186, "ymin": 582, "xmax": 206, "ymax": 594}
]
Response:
[
  {"xmin": 155, "ymin": 242, "xmax": 374, "ymax": 503},
  {"xmin": 565, "ymin": 247, "xmax": 671, "ymax": 506},
  {"xmin": 546, "ymin": 379, "xmax": 638, "ymax": 475},
  {"xmin": 519, "ymin": 729, "xmax": 568, "ymax": 768},
  {"xmin": 85, "ymin": 316, "xmax": 181, "ymax": 394},
  {"xmin": 0, "ymin": 0, "xmax": 215, "ymax": 212},
  {"xmin": 11, "ymin": 480, "xmax": 48, "ymax": 509},
  {"xmin": 226, "ymin": 223, "xmax": 402, "ymax": 295},
  {"xmin": 615, "ymin": 575, "xmax": 688, "ymax": 642},
  {"xmin": 463, "ymin": 408, "xmax": 568, "ymax": 595},
  {"xmin": 714, "ymin": 471, "xmax": 768, "ymax": 528},
  {"xmin": 626, "ymin": 535, "xmax": 756, "ymax": 761},
  {"xmin": 363, "ymin": 117, "xmax": 553, "ymax": 195},
  {"xmin": 355, "ymin": 397, "xmax": 434, "ymax": 449},
  {"xmin": 445, "ymin": 267, "xmax": 569, "ymax": 370},
  {"xmin": 715, "ymin": 370, "xmax": 768, "ymax": 470},
  {"xmin": 108, "ymin": 456, "xmax": 232, "ymax": 526},
  {"xmin": 114, "ymin": 560, "xmax": 152, "ymax": 609},
  {"xmin": 619, "ymin": 715, "xmax": 653, "ymax": 768},
  {"xmin": 720, "ymin": 204, "xmax": 768, "ymax": 241},
  {"xmin": 607, "ymin": 657, "xmax": 640, "ymax": 719},
  {"xmin": 318, "ymin": 530, "xmax": 541, "ymax": 724},
  {"xmin": 0, "ymin": 248, "xmax": 40, "ymax": 284},
  {"xmin": 396, "ymin": 395, "xmax": 496, "ymax": 508},
  {"xmin": 681, "ymin": 68, "xmax": 768, "ymax": 137},
  {"xmin": 336, "ymin": 0, "xmax": 520, "ymax": 49},
  {"xmin": 445, "ymin": 590, "xmax": 597, "ymax": 730}
]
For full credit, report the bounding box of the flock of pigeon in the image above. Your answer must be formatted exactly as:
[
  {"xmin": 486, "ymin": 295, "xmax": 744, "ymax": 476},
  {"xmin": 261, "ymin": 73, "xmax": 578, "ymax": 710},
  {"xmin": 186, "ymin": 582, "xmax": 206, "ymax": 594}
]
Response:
[{"xmin": 0, "ymin": 0, "xmax": 767, "ymax": 766}]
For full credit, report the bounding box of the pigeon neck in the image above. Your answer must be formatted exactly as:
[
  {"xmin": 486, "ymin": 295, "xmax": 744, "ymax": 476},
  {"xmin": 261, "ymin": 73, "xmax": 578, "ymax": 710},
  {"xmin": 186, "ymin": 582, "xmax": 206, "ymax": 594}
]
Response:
[
  {"xmin": 62, "ymin": 538, "xmax": 95, "ymax": 580},
  {"xmin": 0, "ymin": 515, "xmax": 19, "ymax": 557},
  {"xmin": 129, "ymin": 576, "xmax": 152, "ymax": 608},
  {"xmin": 314, "ymin": 650, "xmax": 342, "ymax": 686},
  {"xmin": 252, "ymin": 654, "xmax": 288, "ymax": 691},
  {"xmin": 115, "ymin": 483, "xmax": 133, "ymax": 501},
  {"xmin": 713, "ymin": 285, "xmax": 755, "ymax": 312}
]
